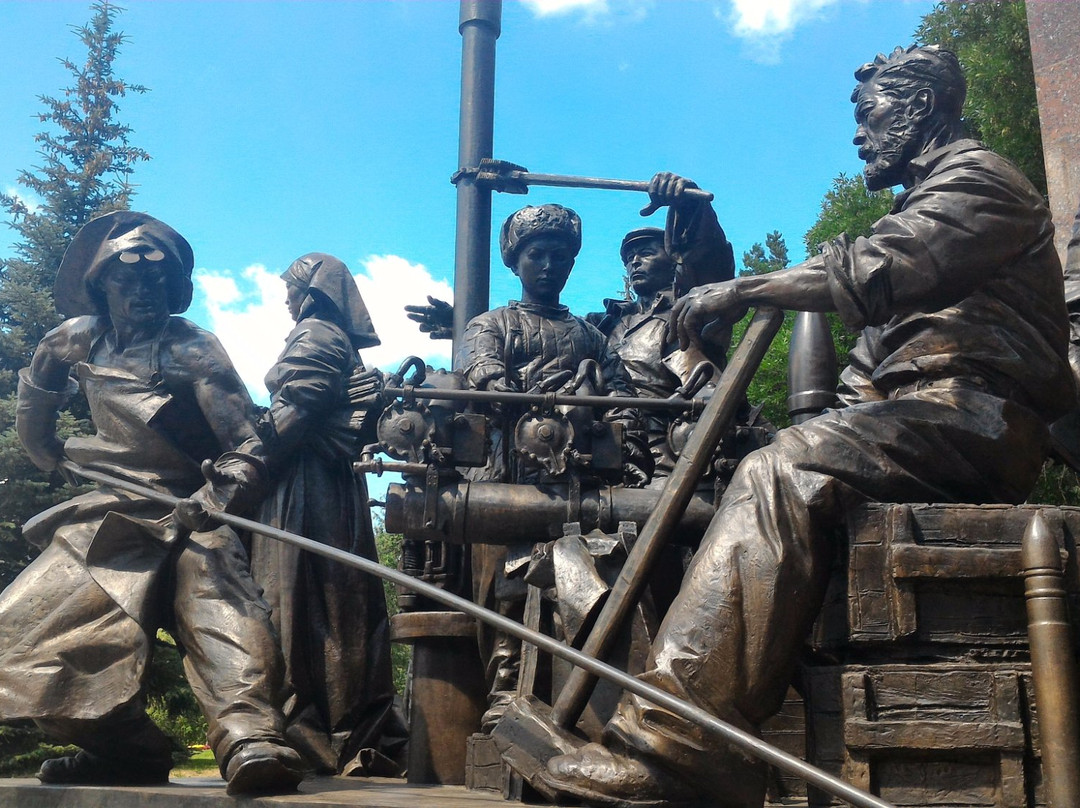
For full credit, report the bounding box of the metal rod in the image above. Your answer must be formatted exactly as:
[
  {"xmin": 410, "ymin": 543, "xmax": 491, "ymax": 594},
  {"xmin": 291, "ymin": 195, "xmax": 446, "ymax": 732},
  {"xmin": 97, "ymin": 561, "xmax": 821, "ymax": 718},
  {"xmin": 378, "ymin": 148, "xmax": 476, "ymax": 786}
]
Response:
[
  {"xmin": 517, "ymin": 171, "xmax": 713, "ymax": 201},
  {"xmin": 550, "ymin": 307, "xmax": 781, "ymax": 726},
  {"xmin": 1022, "ymin": 511, "xmax": 1080, "ymax": 807},
  {"xmin": 58, "ymin": 458, "xmax": 894, "ymax": 808},
  {"xmin": 453, "ymin": 0, "xmax": 502, "ymax": 353},
  {"xmin": 384, "ymin": 385, "xmax": 702, "ymax": 414}
]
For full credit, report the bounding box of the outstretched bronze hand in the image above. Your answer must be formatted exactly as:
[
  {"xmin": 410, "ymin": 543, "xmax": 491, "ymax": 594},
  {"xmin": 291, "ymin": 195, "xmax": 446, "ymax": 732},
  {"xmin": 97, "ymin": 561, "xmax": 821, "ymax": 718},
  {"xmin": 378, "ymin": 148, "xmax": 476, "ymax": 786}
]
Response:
[
  {"xmin": 668, "ymin": 281, "xmax": 748, "ymax": 351},
  {"xmin": 405, "ymin": 295, "xmax": 454, "ymax": 340}
]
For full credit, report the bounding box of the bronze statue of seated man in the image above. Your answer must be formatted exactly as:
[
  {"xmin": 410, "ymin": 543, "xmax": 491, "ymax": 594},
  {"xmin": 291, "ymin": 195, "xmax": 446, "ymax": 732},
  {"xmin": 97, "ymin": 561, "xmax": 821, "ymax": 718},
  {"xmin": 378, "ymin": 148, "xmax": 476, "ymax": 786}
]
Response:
[{"xmin": 534, "ymin": 44, "xmax": 1072, "ymax": 808}]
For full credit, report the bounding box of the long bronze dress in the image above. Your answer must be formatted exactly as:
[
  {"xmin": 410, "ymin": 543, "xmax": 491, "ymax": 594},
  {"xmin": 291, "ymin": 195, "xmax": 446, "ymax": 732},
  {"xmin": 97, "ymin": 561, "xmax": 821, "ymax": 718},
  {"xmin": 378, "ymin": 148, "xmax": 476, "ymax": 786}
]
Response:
[{"xmin": 248, "ymin": 255, "xmax": 398, "ymax": 775}]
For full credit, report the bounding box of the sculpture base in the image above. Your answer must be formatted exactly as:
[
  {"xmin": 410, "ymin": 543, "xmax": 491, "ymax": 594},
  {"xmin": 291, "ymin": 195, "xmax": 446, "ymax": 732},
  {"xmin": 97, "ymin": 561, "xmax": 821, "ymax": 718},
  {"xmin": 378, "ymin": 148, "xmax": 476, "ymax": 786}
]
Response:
[
  {"xmin": 0, "ymin": 774, "xmax": 812, "ymax": 807},
  {"xmin": 0, "ymin": 776, "xmax": 569, "ymax": 808}
]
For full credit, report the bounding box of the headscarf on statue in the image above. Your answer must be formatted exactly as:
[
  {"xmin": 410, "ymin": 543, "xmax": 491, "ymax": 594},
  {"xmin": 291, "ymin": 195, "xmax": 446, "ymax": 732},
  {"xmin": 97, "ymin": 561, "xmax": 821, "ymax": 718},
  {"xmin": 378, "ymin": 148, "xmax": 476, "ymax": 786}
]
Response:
[
  {"xmin": 281, "ymin": 253, "xmax": 380, "ymax": 350},
  {"xmin": 53, "ymin": 210, "xmax": 195, "ymax": 317}
]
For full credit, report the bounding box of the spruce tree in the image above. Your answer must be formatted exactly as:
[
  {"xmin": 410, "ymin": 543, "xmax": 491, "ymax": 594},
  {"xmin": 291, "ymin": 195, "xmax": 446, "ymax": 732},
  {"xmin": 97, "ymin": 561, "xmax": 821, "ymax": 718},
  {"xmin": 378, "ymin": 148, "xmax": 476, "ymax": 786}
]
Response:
[{"xmin": 0, "ymin": 0, "xmax": 149, "ymax": 590}]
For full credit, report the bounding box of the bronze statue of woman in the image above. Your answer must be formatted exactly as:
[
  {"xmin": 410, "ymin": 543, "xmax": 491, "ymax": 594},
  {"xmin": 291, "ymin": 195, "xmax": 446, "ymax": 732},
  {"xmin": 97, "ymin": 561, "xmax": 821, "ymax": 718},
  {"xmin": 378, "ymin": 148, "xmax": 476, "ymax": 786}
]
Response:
[{"xmin": 248, "ymin": 253, "xmax": 401, "ymax": 776}]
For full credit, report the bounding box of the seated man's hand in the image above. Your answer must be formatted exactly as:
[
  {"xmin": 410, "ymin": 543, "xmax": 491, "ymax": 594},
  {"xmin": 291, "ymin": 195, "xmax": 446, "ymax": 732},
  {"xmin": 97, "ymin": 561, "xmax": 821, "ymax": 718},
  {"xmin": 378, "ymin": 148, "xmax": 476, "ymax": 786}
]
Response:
[
  {"xmin": 641, "ymin": 172, "xmax": 701, "ymax": 217},
  {"xmin": 404, "ymin": 296, "xmax": 454, "ymax": 340},
  {"xmin": 669, "ymin": 281, "xmax": 748, "ymax": 351}
]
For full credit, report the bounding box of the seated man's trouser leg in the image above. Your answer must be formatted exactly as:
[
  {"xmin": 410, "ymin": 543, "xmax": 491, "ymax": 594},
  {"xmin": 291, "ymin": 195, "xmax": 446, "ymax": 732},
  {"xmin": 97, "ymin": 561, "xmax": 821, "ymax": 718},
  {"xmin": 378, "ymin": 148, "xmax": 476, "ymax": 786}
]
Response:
[
  {"xmin": 606, "ymin": 389, "xmax": 1048, "ymax": 806},
  {"xmin": 166, "ymin": 526, "xmax": 289, "ymax": 771}
]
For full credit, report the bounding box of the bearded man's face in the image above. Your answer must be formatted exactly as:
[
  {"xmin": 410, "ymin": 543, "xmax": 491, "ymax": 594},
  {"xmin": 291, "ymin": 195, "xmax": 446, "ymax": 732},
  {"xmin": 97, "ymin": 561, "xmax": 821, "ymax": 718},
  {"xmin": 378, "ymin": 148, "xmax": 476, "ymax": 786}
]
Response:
[{"xmin": 853, "ymin": 79, "xmax": 923, "ymax": 191}]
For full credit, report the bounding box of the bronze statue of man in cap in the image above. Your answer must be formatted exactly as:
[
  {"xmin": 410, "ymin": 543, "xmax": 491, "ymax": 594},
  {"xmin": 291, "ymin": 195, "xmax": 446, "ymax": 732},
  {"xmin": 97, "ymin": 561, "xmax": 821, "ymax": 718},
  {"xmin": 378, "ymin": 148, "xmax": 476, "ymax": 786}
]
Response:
[
  {"xmin": 0, "ymin": 211, "xmax": 304, "ymax": 794},
  {"xmin": 587, "ymin": 202, "xmax": 739, "ymax": 479},
  {"xmin": 533, "ymin": 44, "xmax": 1073, "ymax": 808}
]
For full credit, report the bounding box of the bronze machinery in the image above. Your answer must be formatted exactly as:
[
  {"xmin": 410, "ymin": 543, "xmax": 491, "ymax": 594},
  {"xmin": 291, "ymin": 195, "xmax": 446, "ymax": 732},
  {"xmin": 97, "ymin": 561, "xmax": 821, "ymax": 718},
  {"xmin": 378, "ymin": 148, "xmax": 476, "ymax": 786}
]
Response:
[{"xmin": 55, "ymin": 457, "xmax": 898, "ymax": 808}]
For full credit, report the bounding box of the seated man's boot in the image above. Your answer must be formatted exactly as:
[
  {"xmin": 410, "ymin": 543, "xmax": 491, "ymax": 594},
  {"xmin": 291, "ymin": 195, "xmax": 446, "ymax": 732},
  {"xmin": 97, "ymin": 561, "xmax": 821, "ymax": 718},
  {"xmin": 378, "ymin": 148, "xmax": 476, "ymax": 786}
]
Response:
[
  {"xmin": 224, "ymin": 741, "xmax": 306, "ymax": 796},
  {"xmin": 38, "ymin": 749, "xmax": 171, "ymax": 787},
  {"xmin": 538, "ymin": 742, "xmax": 703, "ymax": 808}
]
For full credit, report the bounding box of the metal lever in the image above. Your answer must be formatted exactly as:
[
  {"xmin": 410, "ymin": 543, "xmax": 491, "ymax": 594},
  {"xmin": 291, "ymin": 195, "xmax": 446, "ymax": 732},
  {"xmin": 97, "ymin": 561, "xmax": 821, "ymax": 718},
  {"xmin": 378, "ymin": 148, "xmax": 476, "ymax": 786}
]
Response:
[{"xmin": 452, "ymin": 158, "xmax": 714, "ymax": 214}]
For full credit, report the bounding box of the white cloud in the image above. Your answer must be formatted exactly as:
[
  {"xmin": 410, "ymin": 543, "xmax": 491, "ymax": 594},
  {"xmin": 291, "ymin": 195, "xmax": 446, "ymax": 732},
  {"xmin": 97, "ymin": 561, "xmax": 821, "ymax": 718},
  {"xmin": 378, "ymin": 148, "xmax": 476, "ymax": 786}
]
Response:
[
  {"xmin": 520, "ymin": 0, "xmax": 650, "ymax": 23},
  {"xmin": 3, "ymin": 187, "xmax": 41, "ymax": 214},
  {"xmin": 352, "ymin": 254, "xmax": 454, "ymax": 374},
  {"xmin": 196, "ymin": 272, "xmax": 242, "ymax": 306},
  {"xmin": 195, "ymin": 255, "xmax": 453, "ymax": 404},
  {"xmin": 728, "ymin": 0, "xmax": 838, "ymax": 36},
  {"xmin": 723, "ymin": 0, "xmax": 842, "ymax": 62},
  {"xmin": 523, "ymin": 0, "xmax": 609, "ymax": 16}
]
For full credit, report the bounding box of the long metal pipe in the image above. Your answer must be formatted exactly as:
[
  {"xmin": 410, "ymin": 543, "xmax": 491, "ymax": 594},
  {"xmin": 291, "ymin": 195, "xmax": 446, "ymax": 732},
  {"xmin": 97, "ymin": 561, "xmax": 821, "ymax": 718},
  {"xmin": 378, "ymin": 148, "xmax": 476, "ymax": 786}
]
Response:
[
  {"xmin": 58, "ymin": 458, "xmax": 893, "ymax": 808},
  {"xmin": 384, "ymin": 385, "xmax": 703, "ymax": 414},
  {"xmin": 384, "ymin": 480, "xmax": 717, "ymax": 545},
  {"xmin": 453, "ymin": 0, "xmax": 502, "ymax": 354}
]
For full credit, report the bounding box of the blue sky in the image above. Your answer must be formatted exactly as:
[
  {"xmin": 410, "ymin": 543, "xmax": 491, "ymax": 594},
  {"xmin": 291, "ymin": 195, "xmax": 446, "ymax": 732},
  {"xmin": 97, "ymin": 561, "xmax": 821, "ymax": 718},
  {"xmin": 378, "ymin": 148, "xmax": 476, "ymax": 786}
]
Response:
[{"xmin": 1, "ymin": 0, "xmax": 938, "ymax": 399}]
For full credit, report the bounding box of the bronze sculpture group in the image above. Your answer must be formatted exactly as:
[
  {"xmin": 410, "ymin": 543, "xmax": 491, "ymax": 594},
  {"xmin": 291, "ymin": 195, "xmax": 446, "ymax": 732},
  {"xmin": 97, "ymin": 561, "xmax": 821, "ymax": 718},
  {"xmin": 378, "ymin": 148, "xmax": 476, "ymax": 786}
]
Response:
[{"xmin": 0, "ymin": 42, "xmax": 1072, "ymax": 808}]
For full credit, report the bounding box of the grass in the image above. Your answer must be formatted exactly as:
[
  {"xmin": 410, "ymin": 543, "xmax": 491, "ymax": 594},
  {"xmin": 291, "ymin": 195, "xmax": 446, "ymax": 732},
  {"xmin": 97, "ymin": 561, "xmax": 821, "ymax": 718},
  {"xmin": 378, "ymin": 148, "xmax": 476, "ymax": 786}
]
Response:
[{"xmin": 170, "ymin": 748, "xmax": 218, "ymax": 779}]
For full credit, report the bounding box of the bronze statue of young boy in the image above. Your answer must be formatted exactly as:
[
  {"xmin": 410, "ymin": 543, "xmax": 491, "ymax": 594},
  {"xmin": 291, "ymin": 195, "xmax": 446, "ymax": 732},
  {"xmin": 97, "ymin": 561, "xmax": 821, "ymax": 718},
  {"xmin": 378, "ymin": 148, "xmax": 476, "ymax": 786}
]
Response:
[{"xmin": 458, "ymin": 203, "xmax": 650, "ymax": 730}]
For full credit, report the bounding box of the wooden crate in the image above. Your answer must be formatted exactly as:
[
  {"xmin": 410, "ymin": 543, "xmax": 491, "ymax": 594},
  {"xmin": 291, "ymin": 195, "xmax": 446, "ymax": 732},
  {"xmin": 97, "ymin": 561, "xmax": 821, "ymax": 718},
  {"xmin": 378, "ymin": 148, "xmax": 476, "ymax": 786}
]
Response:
[
  {"xmin": 813, "ymin": 503, "xmax": 1080, "ymax": 652},
  {"xmin": 802, "ymin": 663, "xmax": 1043, "ymax": 808}
]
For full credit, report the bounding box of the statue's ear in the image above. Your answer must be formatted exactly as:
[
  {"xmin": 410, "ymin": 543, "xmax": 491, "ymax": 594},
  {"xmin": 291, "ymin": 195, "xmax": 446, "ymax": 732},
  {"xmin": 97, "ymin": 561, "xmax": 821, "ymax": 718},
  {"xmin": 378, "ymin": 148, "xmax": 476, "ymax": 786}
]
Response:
[{"xmin": 907, "ymin": 87, "xmax": 935, "ymax": 122}]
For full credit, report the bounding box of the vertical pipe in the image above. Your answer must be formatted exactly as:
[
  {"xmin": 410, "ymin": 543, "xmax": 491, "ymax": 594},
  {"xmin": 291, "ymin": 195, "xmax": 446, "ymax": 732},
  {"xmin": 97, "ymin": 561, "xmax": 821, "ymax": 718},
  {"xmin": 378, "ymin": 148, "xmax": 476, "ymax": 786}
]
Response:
[
  {"xmin": 454, "ymin": 0, "xmax": 502, "ymax": 357},
  {"xmin": 787, "ymin": 311, "xmax": 837, "ymax": 425},
  {"xmin": 398, "ymin": 5, "xmax": 503, "ymax": 786},
  {"xmin": 1022, "ymin": 510, "xmax": 1080, "ymax": 808}
]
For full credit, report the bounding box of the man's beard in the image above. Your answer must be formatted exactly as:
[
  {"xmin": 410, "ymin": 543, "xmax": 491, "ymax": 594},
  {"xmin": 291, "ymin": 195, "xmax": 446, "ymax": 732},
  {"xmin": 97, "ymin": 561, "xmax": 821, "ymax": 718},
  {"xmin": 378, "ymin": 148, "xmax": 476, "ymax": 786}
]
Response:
[{"xmin": 862, "ymin": 117, "xmax": 918, "ymax": 191}]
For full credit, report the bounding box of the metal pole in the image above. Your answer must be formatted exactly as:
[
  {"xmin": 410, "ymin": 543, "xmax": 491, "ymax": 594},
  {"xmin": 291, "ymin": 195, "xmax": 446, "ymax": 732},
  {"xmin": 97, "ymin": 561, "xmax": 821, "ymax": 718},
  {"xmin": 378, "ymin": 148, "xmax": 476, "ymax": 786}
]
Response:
[
  {"xmin": 453, "ymin": 0, "xmax": 501, "ymax": 355},
  {"xmin": 383, "ymin": 385, "xmax": 703, "ymax": 414},
  {"xmin": 1022, "ymin": 510, "xmax": 1080, "ymax": 807}
]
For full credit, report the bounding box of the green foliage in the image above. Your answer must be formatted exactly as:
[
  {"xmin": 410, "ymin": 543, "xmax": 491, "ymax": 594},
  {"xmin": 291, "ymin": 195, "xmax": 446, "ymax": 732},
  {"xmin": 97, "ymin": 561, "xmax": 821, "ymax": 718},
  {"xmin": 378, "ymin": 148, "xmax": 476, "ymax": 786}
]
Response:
[
  {"xmin": 144, "ymin": 631, "xmax": 207, "ymax": 759},
  {"xmin": 734, "ymin": 233, "xmax": 793, "ymax": 428},
  {"xmin": 803, "ymin": 173, "xmax": 894, "ymax": 256},
  {"xmin": 915, "ymin": 1, "xmax": 1045, "ymax": 196},
  {"xmin": 1027, "ymin": 463, "xmax": 1080, "ymax": 508},
  {"xmin": 375, "ymin": 522, "xmax": 411, "ymax": 695},
  {"xmin": 0, "ymin": 0, "xmax": 148, "ymax": 593},
  {"xmin": 0, "ymin": 722, "xmax": 76, "ymax": 777},
  {"xmin": 732, "ymin": 311, "xmax": 795, "ymax": 430},
  {"xmin": 740, "ymin": 231, "xmax": 789, "ymax": 277}
]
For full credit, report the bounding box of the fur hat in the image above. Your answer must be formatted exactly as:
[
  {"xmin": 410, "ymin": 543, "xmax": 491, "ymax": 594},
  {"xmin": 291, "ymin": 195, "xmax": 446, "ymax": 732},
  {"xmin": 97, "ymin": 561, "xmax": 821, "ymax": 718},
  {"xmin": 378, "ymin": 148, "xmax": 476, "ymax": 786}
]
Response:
[{"xmin": 499, "ymin": 204, "xmax": 582, "ymax": 268}]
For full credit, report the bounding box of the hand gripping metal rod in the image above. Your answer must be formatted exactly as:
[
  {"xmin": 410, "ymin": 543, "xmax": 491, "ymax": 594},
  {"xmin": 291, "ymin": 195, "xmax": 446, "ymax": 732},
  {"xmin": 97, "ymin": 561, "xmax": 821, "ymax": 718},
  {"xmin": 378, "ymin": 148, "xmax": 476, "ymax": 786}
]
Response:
[{"xmin": 57, "ymin": 484, "xmax": 894, "ymax": 808}]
